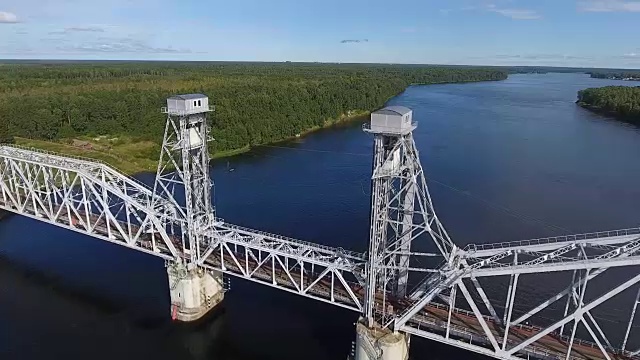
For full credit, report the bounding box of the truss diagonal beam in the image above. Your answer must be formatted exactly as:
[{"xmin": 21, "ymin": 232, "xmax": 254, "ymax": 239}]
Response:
[
  {"xmin": 458, "ymin": 280, "xmax": 501, "ymax": 352},
  {"xmin": 622, "ymin": 287, "xmax": 640, "ymax": 351},
  {"xmin": 507, "ymin": 273, "xmax": 640, "ymax": 356},
  {"xmin": 511, "ymin": 268, "xmax": 606, "ymax": 326}
]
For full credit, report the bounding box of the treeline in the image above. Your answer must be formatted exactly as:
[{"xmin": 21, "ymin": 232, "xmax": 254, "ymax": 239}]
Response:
[
  {"xmin": 0, "ymin": 62, "xmax": 507, "ymax": 153},
  {"xmin": 589, "ymin": 71, "xmax": 640, "ymax": 80},
  {"xmin": 577, "ymin": 86, "xmax": 640, "ymax": 123}
]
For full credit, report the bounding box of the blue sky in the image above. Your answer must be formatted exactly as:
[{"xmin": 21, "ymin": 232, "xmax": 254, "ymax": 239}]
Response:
[{"xmin": 1, "ymin": 0, "xmax": 639, "ymax": 68}]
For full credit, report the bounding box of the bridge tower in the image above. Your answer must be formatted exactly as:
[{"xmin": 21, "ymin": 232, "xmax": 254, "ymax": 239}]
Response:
[
  {"xmin": 158, "ymin": 94, "xmax": 224, "ymax": 321},
  {"xmin": 355, "ymin": 106, "xmax": 455, "ymax": 360}
]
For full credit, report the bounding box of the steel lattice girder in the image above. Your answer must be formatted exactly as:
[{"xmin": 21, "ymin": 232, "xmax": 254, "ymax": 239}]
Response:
[
  {"xmin": 399, "ymin": 270, "xmax": 640, "ymax": 360},
  {"xmin": 0, "ymin": 145, "xmax": 182, "ymax": 259},
  {"xmin": 197, "ymin": 223, "xmax": 367, "ymax": 311},
  {"xmin": 0, "ymin": 145, "xmax": 370, "ymax": 311},
  {"xmin": 393, "ymin": 230, "xmax": 640, "ymax": 359}
]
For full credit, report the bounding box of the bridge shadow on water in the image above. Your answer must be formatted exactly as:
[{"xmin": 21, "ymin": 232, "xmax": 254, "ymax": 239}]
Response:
[{"xmin": 0, "ymin": 253, "xmax": 240, "ymax": 360}]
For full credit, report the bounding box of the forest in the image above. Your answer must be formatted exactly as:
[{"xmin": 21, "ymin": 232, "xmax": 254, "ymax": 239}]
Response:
[
  {"xmin": 589, "ymin": 71, "xmax": 640, "ymax": 81},
  {"xmin": 577, "ymin": 86, "xmax": 640, "ymax": 124},
  {"xmin": 0, "ymin": 62, "xmax": 507, "ymax": 171}
]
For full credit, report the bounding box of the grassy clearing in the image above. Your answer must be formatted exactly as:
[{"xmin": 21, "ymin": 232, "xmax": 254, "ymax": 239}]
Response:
[{"xmin": 14, "ymin": 136, "xmax": 158, "ymax": 175}]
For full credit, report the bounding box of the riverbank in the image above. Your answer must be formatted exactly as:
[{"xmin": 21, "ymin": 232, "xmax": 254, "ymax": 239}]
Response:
[
  {"xmin": 577, "ymin": 102, "xmax": 639, "ymax": 125},
  {"xmin": 576, "ymin": 86, "xmax": 640, "ymax": 125},
  {"xmin": 12, "ymin": 109, "xmax": 371, "ymax": 175},
  {"xmin": 8, "ymin": 72, "xmax": 507, "ymax": 175},
  {"xmin": 211, "ymin": 109, "xmax": 370, "ymax": 160}
]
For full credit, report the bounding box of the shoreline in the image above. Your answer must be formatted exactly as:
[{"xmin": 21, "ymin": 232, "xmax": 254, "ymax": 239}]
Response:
[
  {"xmin": 576, "ymin": 101, "xmax": 639, "ymax": 125},
  {"xmin": 12, "ymin": 110, "xmax": 371, "ymax": 175},
  {"xmin": 211, "ymin": 109, "xmax": 371, "ymax": 161},
  {"xmin": 209, "ymin": 76, "xmax": 506, "ymax": 162},
  {"xmin": 13, "ymin": 77, "xmax": 506, "ymax": 175}
]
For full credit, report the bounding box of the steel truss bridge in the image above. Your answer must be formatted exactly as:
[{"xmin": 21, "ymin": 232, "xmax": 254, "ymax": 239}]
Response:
[{"xmin": 0, "ymin": 97, "xmax": 638, "ymax": 360}]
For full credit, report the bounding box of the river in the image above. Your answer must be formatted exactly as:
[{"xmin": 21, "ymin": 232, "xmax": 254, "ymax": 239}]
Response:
[{"xmin": 1, "ymin": 73, "xmax": 639, "ymax": 360}]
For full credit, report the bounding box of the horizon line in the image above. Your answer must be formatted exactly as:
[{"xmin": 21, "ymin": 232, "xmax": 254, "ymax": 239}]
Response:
[{"xmin": 0, "ymin": 58, "xmax": 639, "ymax": 71}]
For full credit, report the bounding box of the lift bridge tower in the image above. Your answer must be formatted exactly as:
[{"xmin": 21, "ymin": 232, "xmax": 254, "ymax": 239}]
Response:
[
  {"xmin": 355, "ymin": 106, "xmax": 455, "ymax": 360},
  {"xmin": 157, "ymin": 94, "xmax": 224, "ymax": 321}
]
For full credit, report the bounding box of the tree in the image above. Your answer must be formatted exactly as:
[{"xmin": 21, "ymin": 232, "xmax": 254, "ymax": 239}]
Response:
[{"xmin": 0, "ymin": 120, "xmax": 13, "ymax": 144}]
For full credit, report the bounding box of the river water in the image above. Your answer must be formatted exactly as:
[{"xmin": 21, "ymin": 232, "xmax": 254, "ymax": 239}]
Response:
[{"xmin": 1, "ymin": 73, "xmax": 640, "ymax": 360}]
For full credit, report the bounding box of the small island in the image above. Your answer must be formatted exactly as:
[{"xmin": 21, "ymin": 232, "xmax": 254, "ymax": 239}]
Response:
[{"xmin": 576, "ymin": 86, "xmax": 640, "ymax": 124}]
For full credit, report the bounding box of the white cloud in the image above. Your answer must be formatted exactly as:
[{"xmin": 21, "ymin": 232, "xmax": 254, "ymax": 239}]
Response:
[
  {"xmin": 49, "ymin": 26, "xmax": 106, "ymax": 35},
  {"xmin": 0, "ymin": 11, "xmax": 18, "ymax": 23},
  {"xmin": 56, "ymin": 37, "xmax": 191, "ymax": 54},
  {"xmin": 486, "ymin": 4, "xmax": 542, "ymax": 19},
  {"xmin": 65, "ymin": 26, "xmax": 105, "ymax": 33},
  {"xmin": 578, "ymin": 0, "xmax": 640, "ymax": 12},
  {"xmin": 455, "ymin": 3, "xmax": 541, "ymax": 20},
  {"xmin": 492, "ymin": 53, "xmax": 590, "ymax": 61}
]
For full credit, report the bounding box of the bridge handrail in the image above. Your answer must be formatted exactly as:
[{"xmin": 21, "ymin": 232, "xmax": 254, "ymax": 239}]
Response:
[
  {"xmin": 464, "ymin": 227, "xmax": 640, "ymax": 252},
  {"xmin": 0, "ymin": 144, "xmax": 155, "ymax": 195},
  {"xmin": 221, "ymin": 222, "xmax": 366, "ymax": 261}
]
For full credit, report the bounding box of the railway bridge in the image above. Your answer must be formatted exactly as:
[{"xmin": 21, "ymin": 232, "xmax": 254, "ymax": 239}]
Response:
[{"xmin": 0, "ymin": 94, "xmax": 638, "ymax": 360}]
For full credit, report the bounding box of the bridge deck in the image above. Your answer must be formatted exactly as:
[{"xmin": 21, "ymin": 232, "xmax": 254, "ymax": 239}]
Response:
[
  {"xmin": 407, "ymin": 303, "xmax": 630, "ymax": 360},
  {"xmin": 0, "ymin": 199, "xmax": 636, "ymax": 360}
]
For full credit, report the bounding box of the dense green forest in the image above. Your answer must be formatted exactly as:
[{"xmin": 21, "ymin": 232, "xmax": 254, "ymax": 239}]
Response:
[
  {"xmin": 0, "ymin": 120, "xmax": 12, "ymax": 144},
  {"xmin": 577, "ymin": 86, "xmax": 640, "ymax": 123},
  {"xmin": 0, "ymin": 62, "xmax": 507, "ymax": 170}
]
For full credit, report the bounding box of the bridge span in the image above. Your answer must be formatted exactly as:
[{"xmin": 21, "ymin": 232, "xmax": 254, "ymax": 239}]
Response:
[{"xmin": 0, "ymin": 94, "xmax": 638, "ymax": 360}]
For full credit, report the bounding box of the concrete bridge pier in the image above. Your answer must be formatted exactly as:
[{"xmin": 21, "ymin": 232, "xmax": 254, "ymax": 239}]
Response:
[
  {"xmin": 167, "ymin": 263, "xmax": 224, "ymax": 322},
  {"xmin": 354, "ymin": 320, "xmax": 410, "ymax": 360}
]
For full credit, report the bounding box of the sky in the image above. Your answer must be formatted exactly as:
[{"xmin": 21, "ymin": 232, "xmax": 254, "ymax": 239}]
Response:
[{"xmin": 0, "ymin": 0, "xmax": 639, "ymax": 68}]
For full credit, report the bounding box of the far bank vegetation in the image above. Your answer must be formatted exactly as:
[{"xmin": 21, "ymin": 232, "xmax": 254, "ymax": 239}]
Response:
[{"xmin": 0, "ymin": 63, "xmax": 507, "ymax": 172}]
